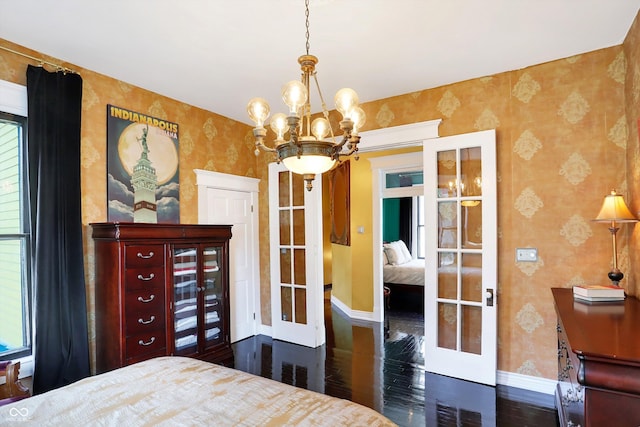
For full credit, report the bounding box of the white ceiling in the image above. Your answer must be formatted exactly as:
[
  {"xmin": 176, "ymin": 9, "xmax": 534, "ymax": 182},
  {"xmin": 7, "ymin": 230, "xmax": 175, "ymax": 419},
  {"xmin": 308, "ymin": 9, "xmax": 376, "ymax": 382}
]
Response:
[{"xmin": 1, "ymin": 1, "xmax": 639, "ymax": 126}]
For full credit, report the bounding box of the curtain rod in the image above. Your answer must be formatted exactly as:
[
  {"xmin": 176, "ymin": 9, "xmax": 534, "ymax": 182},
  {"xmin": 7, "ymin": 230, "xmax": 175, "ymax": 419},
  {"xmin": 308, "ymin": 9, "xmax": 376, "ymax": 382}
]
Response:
[{"xmin": 0, "ymin": 45, "xmax": 79, "ymax": 75}]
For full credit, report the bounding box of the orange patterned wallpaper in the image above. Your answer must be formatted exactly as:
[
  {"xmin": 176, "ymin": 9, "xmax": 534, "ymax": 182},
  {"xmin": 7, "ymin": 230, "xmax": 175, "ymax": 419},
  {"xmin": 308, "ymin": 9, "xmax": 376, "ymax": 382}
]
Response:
[
  {"xmin": 337, "ymin": 12, "xmax": 639, "ymax": 380},
  {"xmin": 1, "ymin": 8, "xmax": 638, "ymax": 382}
]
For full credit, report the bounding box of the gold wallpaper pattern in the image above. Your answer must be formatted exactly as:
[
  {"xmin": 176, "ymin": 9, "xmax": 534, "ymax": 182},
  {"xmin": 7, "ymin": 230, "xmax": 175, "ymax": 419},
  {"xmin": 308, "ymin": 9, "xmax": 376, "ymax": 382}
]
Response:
[{"xmin": 1, "ymin": 9, "xmax": 639, "ymax": 382}]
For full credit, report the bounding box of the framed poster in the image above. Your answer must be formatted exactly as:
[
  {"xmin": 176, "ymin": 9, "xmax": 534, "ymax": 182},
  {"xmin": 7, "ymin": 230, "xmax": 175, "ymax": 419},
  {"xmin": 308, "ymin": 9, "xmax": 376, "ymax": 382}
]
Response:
[{"xmin": 106, "ymin": 105, "xmax": 180, "ymax": 223}]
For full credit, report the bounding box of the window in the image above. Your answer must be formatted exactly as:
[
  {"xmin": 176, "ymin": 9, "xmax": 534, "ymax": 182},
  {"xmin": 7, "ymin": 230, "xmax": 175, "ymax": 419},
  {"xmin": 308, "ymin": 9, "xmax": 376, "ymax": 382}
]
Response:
[{"xmin": 0, "ymin": 82, "xmax": 31, "ymax": 361}]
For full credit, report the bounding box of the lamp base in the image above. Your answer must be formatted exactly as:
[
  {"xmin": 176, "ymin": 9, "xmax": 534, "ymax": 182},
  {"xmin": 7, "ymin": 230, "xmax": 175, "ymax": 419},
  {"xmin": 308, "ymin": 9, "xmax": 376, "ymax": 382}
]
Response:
[{"xmin": 608, "ymin": 269, "xmax": 624, "ymax": 286}]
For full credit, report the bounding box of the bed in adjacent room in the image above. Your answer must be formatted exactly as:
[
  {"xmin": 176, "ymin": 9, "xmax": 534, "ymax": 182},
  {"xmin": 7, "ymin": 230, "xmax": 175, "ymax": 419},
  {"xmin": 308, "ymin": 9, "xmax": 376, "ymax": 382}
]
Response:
[{"xmin": 0, "ymin": 356, "xmax": 395, "ymax": 426}]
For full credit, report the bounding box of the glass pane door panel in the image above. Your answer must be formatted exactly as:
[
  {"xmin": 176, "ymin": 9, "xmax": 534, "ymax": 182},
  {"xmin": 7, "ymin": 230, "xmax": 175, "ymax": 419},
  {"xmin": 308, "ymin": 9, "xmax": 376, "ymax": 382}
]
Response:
[
  {"xmin": 294, "ymin": 288, "xmax": 307, "ymax": 325},
  {"xmin": 293, "ymin": 209, "xmax": 305, "ymax": 245},
  {"xmin": 281, "ymin": 287, "xmax": 292, "ymax": 322},
  {"xmin": 437, "ymin": 150, "xmax": 457, "ymax": 199},
  {"xmin": 438, "ymin": 302, "xmax": 457, "ymax": 350},
  {"xmin": 279, "ymin": 172, "xmax": 290, "ymax": 207},
  {"xmin": 280, "ymin": 249, "xmax": 292, "ymax": 284},
  {"xmin": 438, "ymin": 202, "xmax": 457, "ymax": 249},
  {"xmin": 203, "ymin": 246, "xmax": 222, "ymax": 348},
  {"xmin": 173, "ymin": 247, "xmax": 198, "ymax": 355},
  {"xmin": 293, "ymin": 248, "xmax": 306, "ymax": 285},
  {"xmin": 438, "ymin": 252, "xmax": 457, "ymax": 299},
  {"xmin": 462, "ymin": 202, "xmax": 483, "ymax": 249},
  {"xmin": 461, "ymin": 253, "xmax": 482, "ymax": 302},
  {"xmin": 292, "ymin": 174, "xmax": 305, "ymax": 206},
  {"xmin": 460, "ymin": 147, "xmax": 482, "ymax": 197},
  {"xmin": 461, "ymin": 304, "xmax": 482, "ymax": 355},
  {"xmin": 279, "ymin": 211, "xmax": 291, "ymax": 245}
]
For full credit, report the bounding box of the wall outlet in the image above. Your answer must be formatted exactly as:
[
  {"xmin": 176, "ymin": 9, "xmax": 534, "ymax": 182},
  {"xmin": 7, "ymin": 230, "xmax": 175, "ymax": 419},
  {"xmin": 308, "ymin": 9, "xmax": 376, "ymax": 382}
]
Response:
[{"xmin": 516, "ymin": 248, "xmax": 538, "ymax": 262}]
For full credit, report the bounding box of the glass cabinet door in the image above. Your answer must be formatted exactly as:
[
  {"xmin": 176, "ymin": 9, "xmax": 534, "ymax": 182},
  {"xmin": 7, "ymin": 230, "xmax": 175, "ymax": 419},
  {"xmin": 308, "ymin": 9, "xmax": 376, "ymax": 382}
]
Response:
[
  {"xmin": 203, "ymin": 245, "xmax": 223, "ymax": 351},
  {"xmin": 173, "ymin": 246, "xmax": 199, "ymax": 355}
]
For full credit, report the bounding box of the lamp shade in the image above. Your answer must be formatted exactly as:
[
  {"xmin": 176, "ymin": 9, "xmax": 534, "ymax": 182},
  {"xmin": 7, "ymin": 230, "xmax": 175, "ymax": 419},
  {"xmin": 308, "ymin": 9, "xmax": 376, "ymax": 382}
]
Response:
[
  {"xmin": 282, "ymin": 155, "xmax": 336, "ymax": 175},
  {"xmin": 594, "ymin": 190, "xmax": 638, "ymax": 223}
]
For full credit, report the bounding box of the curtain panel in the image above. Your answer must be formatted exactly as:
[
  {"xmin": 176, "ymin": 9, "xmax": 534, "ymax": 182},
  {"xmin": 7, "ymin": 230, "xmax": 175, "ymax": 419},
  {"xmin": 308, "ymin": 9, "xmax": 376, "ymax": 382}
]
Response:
[{"xmin": 26, "ymin": 65, "xmax": 90, "ymax": 394}]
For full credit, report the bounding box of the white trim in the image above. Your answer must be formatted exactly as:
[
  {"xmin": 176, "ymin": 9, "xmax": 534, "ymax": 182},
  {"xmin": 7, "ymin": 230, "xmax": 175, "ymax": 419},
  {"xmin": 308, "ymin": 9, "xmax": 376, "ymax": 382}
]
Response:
[
  {"xmin": 0, "ymin": 80, "xmax": 27, "ymax": 116},
  {"xmin": 330, "ymin": 294, "xmax": 377, "ymax": 322},
  {"xmin": 497, "ymin": 370, "xmax": 556, "ymax": 395},
  {"xmin": 356, "ymin": 119, "xmax": 441, "ymax": 152},
  {"xmin": 194, "ymin": 170, "xmax": 262, "ymax": 335}
]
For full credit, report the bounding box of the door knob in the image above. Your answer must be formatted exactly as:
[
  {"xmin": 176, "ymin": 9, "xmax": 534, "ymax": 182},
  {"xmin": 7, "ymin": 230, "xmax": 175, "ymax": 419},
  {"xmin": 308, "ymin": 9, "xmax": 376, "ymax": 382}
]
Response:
[{"xmin": 485, "ymin": 289, "xmax": 494, "ymax": 307}]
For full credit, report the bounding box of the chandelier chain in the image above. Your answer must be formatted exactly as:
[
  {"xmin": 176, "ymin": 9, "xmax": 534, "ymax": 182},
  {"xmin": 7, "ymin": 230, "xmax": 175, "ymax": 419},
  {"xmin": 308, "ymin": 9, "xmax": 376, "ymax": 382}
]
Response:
[{"xmin": 305, "ymin": 0, "xmax": 310, "ymax": 55}]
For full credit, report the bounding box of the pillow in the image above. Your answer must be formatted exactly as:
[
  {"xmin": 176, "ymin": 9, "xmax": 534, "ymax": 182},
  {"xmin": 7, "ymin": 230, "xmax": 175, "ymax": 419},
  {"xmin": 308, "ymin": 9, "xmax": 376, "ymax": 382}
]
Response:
[
  {"xmin": 384, "ymin": 240, "xmax": 412, "ymax": 265},
  {"xmin": 394, "ymin": 240, "xmax": 412, "ymax": 263},
  {"xmin": 382, "ymin": 249, "xmax": 389, "ymax": 265}
]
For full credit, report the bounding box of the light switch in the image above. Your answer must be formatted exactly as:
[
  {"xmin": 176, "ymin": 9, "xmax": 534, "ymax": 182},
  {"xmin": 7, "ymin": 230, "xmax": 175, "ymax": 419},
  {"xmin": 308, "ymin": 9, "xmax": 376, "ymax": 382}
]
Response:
[
  {"xmin": 516, "ymin": 248, "xmax": 538, "ymax": 262},
  {"xmin": 357, "ymin": 226, "xmax": 365, "ymax": 234}
]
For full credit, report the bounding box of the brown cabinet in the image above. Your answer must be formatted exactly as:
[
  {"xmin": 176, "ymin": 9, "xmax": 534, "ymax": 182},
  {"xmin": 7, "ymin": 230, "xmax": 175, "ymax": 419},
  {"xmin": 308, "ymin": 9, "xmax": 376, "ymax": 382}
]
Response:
[
  {"xmin": 92, "ymin": 222, "xmax": 233, "ymax": 373},
  {"xmin": 552, "ymin": 288, "xmax": 640, "ymax": 427}
]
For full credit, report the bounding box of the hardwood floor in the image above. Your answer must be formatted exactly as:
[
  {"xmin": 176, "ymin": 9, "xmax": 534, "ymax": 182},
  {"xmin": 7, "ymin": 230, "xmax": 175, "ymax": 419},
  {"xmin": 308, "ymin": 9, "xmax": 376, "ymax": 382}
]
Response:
[{"xmin": 231, "ymin": 295, "xmax": 559, "ymax": 426}]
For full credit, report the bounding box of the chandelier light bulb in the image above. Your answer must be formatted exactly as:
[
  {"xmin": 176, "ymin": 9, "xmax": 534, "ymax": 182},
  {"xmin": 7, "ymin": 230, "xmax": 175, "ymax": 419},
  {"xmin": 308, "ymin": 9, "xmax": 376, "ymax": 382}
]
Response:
[
  {"xmin": 270, "ymin": 113, "xmax": 288, "ymax": 142},
  {"xmin": 282, "ymin": 80, "xmax": 308, "ymax": 115},
  {"xmin": 334, "ymin": 88, "xmax": 359, "ymax": 118},
  {"xmin": 350, "ymin": 106, "xmax": 366, "ymax": 135},
  {"xmin": 247, "ymin": 98, "xmax": 270, "ymax": 128},
  {"xmin": 311, "ymin": 117, "xmax": 330, "ymax": 140}
]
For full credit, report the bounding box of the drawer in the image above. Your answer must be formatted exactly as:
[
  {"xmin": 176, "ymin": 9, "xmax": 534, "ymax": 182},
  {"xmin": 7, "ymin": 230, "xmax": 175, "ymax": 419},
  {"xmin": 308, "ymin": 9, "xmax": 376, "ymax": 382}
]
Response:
[
  {"xmin": 126, "ymin": 330, "xmax": 166, "ymax": 360},
  {"xmin": 125, "ymin": 244, "xmax": 164, "ymax": 267},
  {"xmin": 125, "ymin": 288, "xmax": 165, "ymax": 313},
  {"xmin": 126, "ymin": 305, "xmax": 165, "ymax": 336},
  {"xmin": 125, "ymin": 266, "xmax": 165, "ymax": 291}
]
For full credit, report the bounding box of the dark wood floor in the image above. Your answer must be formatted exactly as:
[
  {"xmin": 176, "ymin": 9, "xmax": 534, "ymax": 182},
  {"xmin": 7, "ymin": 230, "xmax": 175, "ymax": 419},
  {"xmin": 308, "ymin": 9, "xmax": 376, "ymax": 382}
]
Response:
[{"xmin": 231, "ymin": 294, "xmax": 559, "ymax": 427}]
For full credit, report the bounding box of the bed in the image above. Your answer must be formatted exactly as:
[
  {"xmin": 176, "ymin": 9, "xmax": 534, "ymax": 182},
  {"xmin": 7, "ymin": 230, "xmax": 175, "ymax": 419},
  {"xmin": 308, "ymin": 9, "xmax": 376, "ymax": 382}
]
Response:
[{"xmin": 0, "ymin": 356, "xmax": 395, "ymax": 426}]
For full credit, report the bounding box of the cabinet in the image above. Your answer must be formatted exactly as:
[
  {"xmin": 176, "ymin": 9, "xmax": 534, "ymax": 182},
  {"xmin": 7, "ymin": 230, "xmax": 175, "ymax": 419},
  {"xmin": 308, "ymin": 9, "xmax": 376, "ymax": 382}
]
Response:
[
  {"xmin": 552, "ymin": 288, "xmax": 640, "ymax": 427},
  {"xmin": 92, "ymin": 222, "xmax": 233, "ymax": 373}
]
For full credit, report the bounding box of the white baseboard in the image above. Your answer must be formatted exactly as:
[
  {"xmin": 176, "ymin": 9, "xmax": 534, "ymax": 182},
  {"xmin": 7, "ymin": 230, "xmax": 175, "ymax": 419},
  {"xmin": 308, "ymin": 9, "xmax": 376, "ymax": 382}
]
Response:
[
  {"xmin": 330, "ymin": 295, "xmax": 378, "ymax": 322},
  {"xmin": 497, "ymin": 370, "xmax": 556, "ymax": 395}
]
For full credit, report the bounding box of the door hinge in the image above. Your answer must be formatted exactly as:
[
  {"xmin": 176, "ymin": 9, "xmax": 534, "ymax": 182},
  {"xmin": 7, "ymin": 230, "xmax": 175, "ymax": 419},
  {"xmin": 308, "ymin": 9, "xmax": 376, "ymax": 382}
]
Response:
[
  {"xmin": 251, "ymin": 205, "xmax": 254, "ymax": 213},
  {"xmin": 253, "ymin": 312, "xmax": 256, "ymax": 320}
]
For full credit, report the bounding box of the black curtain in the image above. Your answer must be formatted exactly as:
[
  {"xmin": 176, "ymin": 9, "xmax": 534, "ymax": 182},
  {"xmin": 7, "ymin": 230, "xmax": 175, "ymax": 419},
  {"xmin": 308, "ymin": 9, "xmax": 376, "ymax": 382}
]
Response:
[
  {"xmin": 398, "ymin": 197, "xmax": 412, "ymax": 252},
  {"xmin": 27, "ymin": 65, "xmax": 90, "ymax": 394}
]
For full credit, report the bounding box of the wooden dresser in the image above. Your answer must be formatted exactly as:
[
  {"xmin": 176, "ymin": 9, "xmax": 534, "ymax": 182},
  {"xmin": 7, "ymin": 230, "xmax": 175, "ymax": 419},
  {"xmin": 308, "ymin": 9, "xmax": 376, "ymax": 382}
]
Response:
[
  {"xmin": 552, "ymin": 288, "xmax": 640, "ymax": 427},
  {"xmin": 92, "ymin": 222, "xmax": 233, "ymax": 373}
]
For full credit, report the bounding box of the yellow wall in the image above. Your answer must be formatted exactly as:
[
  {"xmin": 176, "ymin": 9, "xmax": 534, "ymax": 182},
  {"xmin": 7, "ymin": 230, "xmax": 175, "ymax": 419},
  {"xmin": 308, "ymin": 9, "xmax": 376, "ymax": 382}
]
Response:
[{"xmin": 1, "ymin": 9, "xmax": 638, "ymax": 383}]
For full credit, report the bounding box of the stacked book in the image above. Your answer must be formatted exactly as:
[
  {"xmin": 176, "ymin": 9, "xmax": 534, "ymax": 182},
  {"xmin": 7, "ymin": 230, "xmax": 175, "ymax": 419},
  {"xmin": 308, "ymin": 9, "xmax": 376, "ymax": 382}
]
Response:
[{"xmin": 573, "ymin": 285, "xmax": 625, "ymax": 302}]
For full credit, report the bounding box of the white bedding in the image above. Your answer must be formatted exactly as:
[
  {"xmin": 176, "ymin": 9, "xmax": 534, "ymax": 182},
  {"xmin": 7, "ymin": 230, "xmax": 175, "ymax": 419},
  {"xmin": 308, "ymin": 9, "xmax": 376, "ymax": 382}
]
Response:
[
  {"xmin": 0, "ymin": 356, "xmax": 396, "ymax": 426},
  {"xmin": 383, "ymin": 258, "xmax": 425, "ymax": 286}
]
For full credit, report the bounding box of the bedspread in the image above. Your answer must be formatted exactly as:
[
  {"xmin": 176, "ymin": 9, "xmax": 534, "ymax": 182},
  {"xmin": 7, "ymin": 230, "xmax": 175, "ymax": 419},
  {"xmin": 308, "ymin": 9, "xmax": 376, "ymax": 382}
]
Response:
[{"xmin": 0, "ymin": 356, "xmax": 396, "ymax": 426}]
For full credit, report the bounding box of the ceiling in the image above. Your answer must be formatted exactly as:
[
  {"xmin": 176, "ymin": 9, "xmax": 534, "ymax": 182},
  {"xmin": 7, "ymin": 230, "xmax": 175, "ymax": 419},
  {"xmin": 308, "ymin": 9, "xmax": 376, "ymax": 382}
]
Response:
[{"xmin": 1, "ymin": 1, "xmax": 639, "ymax": 126}]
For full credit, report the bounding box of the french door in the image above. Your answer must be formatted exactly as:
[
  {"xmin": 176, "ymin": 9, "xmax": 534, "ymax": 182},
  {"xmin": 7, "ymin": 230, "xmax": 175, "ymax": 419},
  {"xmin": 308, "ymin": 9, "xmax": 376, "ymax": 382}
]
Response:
[
  {"xmin": 423, "ymin": 129, "xmax": 497, "ymax": 385},
  {"xmin": 269, "ymin": 163, "xmax": 325, "ymax": 348}
]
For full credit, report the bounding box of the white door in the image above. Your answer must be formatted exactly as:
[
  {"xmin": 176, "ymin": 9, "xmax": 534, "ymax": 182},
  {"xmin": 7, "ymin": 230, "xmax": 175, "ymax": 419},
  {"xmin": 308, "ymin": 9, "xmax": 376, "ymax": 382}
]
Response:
[
  {"xmin": 269, "ymin": 163, "xmax": 325, "ymax": 348},
  {"xmin": 423, "ymin": 129, "xmax": 497, "ymax": 385}
]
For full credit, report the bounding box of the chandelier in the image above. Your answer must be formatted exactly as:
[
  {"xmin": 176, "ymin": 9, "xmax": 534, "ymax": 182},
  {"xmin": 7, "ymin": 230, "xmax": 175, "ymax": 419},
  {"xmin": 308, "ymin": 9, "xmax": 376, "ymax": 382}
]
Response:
[{"xmin": 247, "ymin": 0, "xmax": 365, "ymax": 191}]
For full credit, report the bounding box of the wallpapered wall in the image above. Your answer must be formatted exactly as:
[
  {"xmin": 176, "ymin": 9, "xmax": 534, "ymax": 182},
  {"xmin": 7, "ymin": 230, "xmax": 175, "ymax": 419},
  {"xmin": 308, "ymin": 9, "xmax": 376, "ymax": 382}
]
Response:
[
  {"xmin": 334, "ymin": 12, "xmax": 640, "ymax": 380},
  {"xmin": 1, "ymin": 9, "xmax": 638, "ymax": 382},
  {"xmin": 0, "ymin": 38, "xmax": 259, "ymax": 369}
]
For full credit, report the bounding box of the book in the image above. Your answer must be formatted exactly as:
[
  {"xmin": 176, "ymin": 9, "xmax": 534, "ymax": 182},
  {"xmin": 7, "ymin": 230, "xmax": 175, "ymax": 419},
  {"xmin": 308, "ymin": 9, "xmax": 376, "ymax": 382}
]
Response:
[
  {"xmin": 573, "ymin": 293, "xmax": 625, "ymax": 303},
  {"xmin": 572, "ymin": 284, "xmax": 625, "ymax": 299}
]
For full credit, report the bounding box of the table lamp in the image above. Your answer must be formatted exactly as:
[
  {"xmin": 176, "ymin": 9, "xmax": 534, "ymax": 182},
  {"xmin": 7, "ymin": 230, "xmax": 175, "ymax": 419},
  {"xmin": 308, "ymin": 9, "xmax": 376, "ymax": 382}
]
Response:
[{"xmin": 593, "ymin": 190, "xmax": 638, "ymax": 286}]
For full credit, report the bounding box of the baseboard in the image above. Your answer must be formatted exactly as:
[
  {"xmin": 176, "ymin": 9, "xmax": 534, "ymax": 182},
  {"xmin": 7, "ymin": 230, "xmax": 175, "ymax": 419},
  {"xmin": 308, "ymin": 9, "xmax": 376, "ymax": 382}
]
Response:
[
  {"xmin": 257, "ymin": 324, "xmax": 273, "ymax": 337},
  {"xmin": 330, "ymin": 295, "xmax": 377, "ymax": 322},
  {"xmin": 497, "ymin": 370, "xmax": 556, "ymax": 396}
]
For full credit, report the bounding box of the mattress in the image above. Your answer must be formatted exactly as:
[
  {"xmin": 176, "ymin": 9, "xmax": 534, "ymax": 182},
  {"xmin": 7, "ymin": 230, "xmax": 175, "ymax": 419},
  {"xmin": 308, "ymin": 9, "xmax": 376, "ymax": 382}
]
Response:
[
  {"xmin": 0, "ymin": 356, "xmax": 396, "ymax": 426},
  {"xmin": 383, "ymin": 258, "xmax": 425, "ymax": 286}
]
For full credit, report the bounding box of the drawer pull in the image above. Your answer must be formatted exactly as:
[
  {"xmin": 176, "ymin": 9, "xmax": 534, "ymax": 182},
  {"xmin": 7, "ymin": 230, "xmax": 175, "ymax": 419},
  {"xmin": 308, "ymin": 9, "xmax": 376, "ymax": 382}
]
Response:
[
  {"xmin": 138, "ymin": 315, "xmax": 156, "ymax": 325},
  {"xmin": 137, "ymin": 273, "xmax": 155, "ymax": 281},
  {"xmin": 137, "ymin": 294, "xmax": 155, "ymax": 303},
  {"xmin": 137, "ymin": 251, "xmax": 155, "ymax": 259},
  {"xmin": 138, "ymin": 337, "xmax": 156, "ymax": 346}
]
